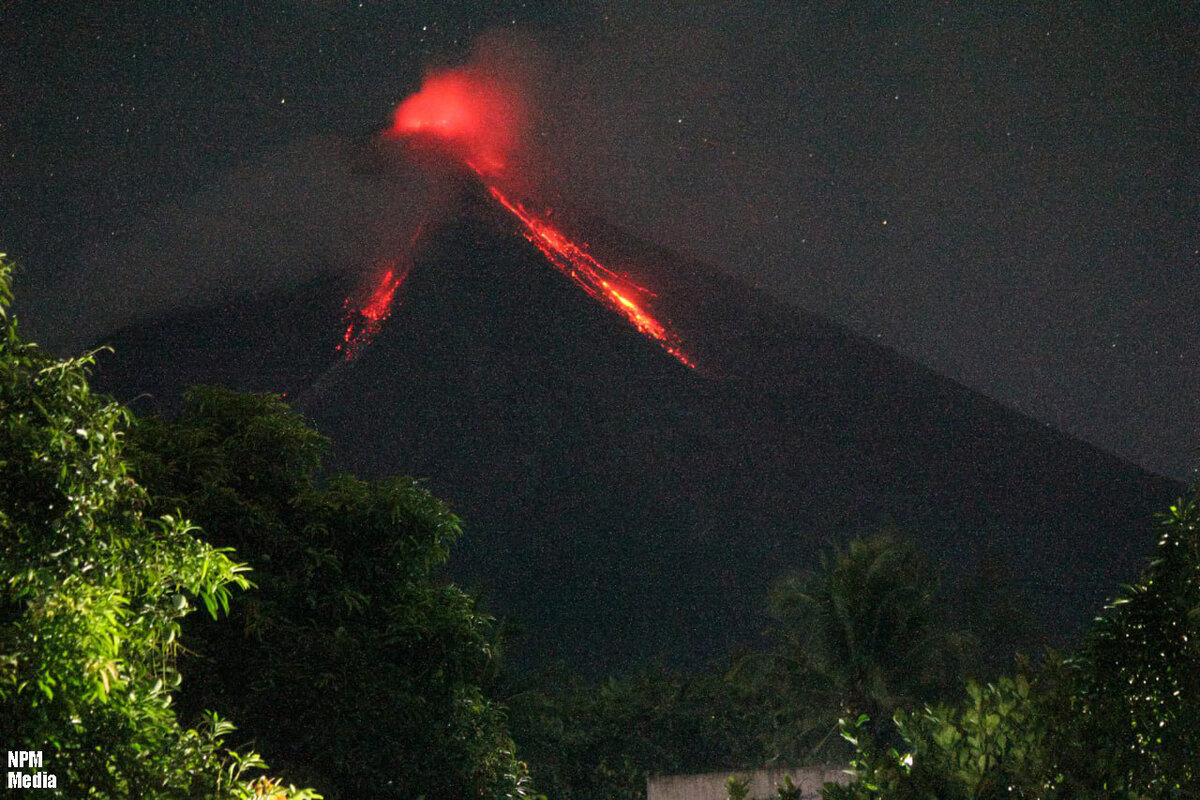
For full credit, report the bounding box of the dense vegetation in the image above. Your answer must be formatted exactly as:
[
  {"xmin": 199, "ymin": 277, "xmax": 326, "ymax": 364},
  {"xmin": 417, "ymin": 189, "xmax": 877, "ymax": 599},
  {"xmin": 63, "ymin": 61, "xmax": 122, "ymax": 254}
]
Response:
[
  {"xmin": 0, "ymin": 256, "xmax": 316, "ymax": 798},
  {"xmin": 126, "ymin": 385, "xmax": 534, "ymax": 799},
  {"xmin": 3, "ymin": 251, "xmax": 1197, "ymax": 798},
  {"xmin": 826, "ymin": 485, "xmax": 1200, "ymax": 798},
  {"xmin": 0, "ymin": 256, "xmax": 530, "ymax": 799}
]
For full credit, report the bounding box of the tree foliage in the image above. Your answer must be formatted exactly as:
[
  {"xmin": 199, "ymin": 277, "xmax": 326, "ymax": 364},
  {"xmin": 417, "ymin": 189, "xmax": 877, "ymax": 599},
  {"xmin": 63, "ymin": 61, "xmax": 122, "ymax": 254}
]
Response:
[
  {"xmin": 825, "ymin": 486, "xmax": 1200, "ymax": 798},
  {"xmin": 0, "ymin": 256, "xmax": 313, "ymax": 798},
  {"xmin": 737, "ymin": 534, "xmax": 968, "ymax": 763},
  {"xmin": 1049, "ymin": 489, "xmax": 1200, "ymax": 795},
  {"xmin": 508, "ymin": 535, "xmax": 974, "ymax": 799},
  {"xmin": 127, "ymin": 385, "xmax": 535, "ymax": 799},
  {"xmin": 823, "ymin": 675, "xmax": 1054, "ymax": 800},
  {"xmin": 508, "ymin": 663, "xmax": 762, "ymax": 800}
]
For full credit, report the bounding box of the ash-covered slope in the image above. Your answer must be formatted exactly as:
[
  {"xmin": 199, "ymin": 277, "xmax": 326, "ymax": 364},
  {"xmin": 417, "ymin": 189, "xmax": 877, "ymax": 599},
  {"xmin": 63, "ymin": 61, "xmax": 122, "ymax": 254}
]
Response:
[{"xmin": 93, "ymin": 186, "xmax": 1182, "ymax": 672}]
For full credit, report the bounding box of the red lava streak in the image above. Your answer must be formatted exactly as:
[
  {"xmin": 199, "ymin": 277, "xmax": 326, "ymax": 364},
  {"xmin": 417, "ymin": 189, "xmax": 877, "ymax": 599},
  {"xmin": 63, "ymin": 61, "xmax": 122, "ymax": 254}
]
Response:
[
  {"xmin": 339, "ymin": 263, "xmax": 411, "ymax": 362},
  {"xmin": 484, "ymin": 183, "xmax": 696, "ymax": 369}
]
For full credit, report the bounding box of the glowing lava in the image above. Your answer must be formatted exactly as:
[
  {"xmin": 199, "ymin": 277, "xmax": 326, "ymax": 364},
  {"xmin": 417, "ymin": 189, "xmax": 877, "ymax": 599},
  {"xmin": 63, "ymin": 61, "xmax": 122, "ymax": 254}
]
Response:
[
  {"xmin": 339, "ymin": 262, "xmax": 411, "ymax": 362},
  {"xmin": 359, "ymin": 62, "xmax": 696, "ymax": 370},
  {"xmin": 483, "ymin": 182, "xmax": 696, "ymax": 369}
]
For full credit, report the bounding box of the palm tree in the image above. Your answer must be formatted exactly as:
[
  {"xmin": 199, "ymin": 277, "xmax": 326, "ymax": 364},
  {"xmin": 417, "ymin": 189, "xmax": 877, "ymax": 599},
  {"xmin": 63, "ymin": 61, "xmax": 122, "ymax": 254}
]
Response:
[{"xmin": 746, "ymin": 533, "xmax": 968, "ymax": 760}]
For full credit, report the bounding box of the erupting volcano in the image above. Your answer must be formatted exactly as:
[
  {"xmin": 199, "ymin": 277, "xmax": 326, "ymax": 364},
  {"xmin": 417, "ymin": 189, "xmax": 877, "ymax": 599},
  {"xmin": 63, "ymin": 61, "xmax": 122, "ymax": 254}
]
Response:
[{"xmin": 340, "ymin": 62, "xmax": 697, "ymax": 370}]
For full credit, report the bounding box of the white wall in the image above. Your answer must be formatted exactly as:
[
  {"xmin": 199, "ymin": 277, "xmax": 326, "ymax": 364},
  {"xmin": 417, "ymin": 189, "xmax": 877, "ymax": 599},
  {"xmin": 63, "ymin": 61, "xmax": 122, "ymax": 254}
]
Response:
[{"xmin": 647, "ymin": 766, "xmax": 852, "ymax": 800}]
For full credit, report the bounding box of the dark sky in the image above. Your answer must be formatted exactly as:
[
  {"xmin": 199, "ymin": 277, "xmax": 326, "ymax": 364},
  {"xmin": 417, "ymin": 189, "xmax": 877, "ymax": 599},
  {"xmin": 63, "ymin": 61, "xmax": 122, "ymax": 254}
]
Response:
[{"xmin": 2, "ymin": 2, "xmax": 1198, "ymax": 480}]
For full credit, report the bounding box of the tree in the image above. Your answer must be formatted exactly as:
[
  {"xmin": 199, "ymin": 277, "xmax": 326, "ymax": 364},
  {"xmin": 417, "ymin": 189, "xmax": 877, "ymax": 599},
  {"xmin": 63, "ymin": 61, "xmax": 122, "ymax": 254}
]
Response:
[
  {"xmin": 744, "ymin": 534, "xmax": 968, "ymax": 763},
  {"xmin": 824, "ymin": 482, "xmax": 1200, "ymax": 798},
  {"xmin": 1049, "ymin": 488, "xmax": 1200, "ymax": 794},
  {"xmin": 127, "ymin": 385, "xmax": 535, "ymax": 799},
  {"xmin": 0, "ymin": 256, "xmax": 312, "ymax": 798}
]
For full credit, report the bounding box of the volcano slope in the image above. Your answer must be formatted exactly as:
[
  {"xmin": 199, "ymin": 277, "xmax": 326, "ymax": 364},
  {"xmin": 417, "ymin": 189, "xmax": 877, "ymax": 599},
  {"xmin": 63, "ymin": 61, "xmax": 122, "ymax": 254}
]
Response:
[{"xmin": 92, "ymin": 185, "xmax": 1182, "ymax": 673}]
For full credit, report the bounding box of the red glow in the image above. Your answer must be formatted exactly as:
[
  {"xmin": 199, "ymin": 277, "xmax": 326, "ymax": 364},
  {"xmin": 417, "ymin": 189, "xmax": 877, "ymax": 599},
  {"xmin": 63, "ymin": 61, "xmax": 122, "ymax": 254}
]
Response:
[
  {"xmin": 485, "ymin": 183, "xmax": 696, "ymax": 369},
  {"xmin": 378, "ymin": 66, "xmax": 696, "ymax": 370},
  {"xmin": 386, "ymin": 70, "xmax": 524, "ymax": 176},
  {"xmin": 339, "ymin": 262, "xmax": 411, "ymax": 362}
]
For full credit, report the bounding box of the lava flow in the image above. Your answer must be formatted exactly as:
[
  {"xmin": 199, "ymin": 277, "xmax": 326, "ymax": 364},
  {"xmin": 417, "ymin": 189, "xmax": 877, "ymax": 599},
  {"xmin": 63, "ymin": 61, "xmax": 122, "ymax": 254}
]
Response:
[
  {"xmin": 482, "ymin": 182, "xmax": 696, "ymax": 369},
  {"xmin": 338, "ymin": 261, "xmax": 411, "ymax": 362},
  {"xmin": 379, "ymin": 62, "xmax": 697, "ymax": 370}
]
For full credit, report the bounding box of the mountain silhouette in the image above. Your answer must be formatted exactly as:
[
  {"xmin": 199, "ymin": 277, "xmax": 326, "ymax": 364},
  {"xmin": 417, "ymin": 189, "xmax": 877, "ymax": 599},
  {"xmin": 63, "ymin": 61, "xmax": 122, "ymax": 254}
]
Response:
[{"xmin": 92, "ymin": 180, "xmax": 1182, "ymax": 673}]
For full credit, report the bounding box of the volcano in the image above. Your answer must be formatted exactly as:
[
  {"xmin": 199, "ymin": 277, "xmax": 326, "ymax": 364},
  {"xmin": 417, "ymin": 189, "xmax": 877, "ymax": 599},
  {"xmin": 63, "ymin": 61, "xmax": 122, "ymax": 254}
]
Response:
[{"xmin": 92, "ymin": 180, "xmax": 1182, "ymax": 673}]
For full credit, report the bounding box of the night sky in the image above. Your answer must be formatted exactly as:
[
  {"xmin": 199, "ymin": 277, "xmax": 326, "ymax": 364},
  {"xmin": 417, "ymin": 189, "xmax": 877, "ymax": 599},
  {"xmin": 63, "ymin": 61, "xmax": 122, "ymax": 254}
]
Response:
[{"xmin": 2, "ymin": 2, "xmax": 1198, "ymax": 480}]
